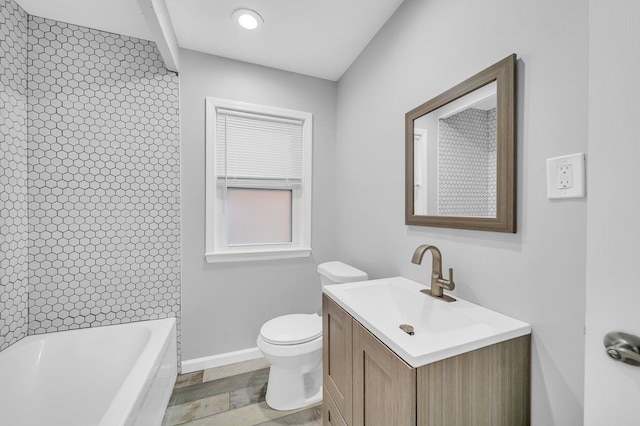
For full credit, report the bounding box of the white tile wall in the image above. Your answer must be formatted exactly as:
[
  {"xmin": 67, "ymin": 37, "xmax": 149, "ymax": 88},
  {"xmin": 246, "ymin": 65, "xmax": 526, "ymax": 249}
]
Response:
[
  {"xmin": 25, "ymin": 16, "xmax": 181, "ymax": 338},
  {"xmin": 438, "ymin": 107, "xmax": 497, "ymax": 217},
  {"xmin": 0, "ymin": 0, "xmax": 29, "ymax": 352}
]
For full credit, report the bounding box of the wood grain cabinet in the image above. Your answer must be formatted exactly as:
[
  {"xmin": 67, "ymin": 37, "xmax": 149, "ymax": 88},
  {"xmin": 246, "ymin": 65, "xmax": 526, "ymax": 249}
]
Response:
[
  {"xmin": 323, "ymin": 294, "xmax": 353, "ymax": 425},
  {"xmin": 323, "ymin": 387, "xmax": 348, "ymax": 426},
  {"xmin": 322, "ymin": 294, "xmax": 531, "ymax": 426}
]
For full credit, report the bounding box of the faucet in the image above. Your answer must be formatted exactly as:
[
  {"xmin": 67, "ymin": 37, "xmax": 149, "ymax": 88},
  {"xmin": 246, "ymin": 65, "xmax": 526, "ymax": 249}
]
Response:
[{"xmin": 411, "ymin": 245, "xmax": 456, "ymax": 302}]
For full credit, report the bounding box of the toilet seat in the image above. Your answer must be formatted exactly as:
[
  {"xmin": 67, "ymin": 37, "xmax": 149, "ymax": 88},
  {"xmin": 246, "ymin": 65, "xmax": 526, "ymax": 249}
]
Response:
[{"xmin": 260, "ymin": 314, "xmax": 322, "ymax": 345}]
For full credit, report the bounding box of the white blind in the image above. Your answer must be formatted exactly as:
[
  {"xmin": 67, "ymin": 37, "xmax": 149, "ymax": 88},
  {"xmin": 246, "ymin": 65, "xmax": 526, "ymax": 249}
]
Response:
[{"xmin": 216, "ymin": 109, "xmax": 303, "ymax": 181}]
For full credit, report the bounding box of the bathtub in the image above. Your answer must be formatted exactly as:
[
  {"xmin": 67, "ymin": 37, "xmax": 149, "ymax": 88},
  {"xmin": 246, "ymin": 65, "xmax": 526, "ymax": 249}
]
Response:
[{"xmin": 0, "ymin": 318, "xmax": 177, "ymax": 426}]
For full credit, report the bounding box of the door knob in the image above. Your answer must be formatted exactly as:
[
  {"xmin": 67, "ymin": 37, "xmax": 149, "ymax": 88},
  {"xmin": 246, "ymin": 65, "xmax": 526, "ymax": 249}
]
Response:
[{"xmin": 604, "ymin": 331, "xmax": 640, "ymax": 366}]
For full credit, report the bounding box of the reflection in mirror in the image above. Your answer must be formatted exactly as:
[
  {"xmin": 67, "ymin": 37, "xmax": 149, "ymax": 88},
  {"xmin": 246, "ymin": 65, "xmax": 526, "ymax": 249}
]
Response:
[
  {"xmin": 405, "ymin": 54, "xmax": 516, "ymax": 233},
  {"xmin": 413, "ymin": 82, "xmax": 497, "ymax": 217}
]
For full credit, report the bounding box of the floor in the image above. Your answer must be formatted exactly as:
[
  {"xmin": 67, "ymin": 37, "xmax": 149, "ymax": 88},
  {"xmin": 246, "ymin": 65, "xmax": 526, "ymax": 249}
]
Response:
[{"xmin": 162, "ymin": 358, "xmax": 323, "ymax": 425}]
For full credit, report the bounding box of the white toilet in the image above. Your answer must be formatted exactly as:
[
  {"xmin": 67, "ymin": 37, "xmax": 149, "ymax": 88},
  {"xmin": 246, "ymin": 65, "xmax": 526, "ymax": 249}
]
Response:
[{"xmin": 257, "ymin": 261, "xmax": 368, "ymax": 411}]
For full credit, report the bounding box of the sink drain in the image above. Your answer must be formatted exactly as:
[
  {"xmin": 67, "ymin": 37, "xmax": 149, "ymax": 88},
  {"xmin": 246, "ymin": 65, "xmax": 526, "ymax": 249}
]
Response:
[{"xmin": 399, "ymin": 324, "xmax": 415, "ymax": 335}]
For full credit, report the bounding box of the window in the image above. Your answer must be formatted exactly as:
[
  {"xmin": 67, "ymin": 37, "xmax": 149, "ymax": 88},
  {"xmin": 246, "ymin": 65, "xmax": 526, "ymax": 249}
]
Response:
[{"xmin": 205, "ymin": 98, "xmax": 312, "ymax": 262}]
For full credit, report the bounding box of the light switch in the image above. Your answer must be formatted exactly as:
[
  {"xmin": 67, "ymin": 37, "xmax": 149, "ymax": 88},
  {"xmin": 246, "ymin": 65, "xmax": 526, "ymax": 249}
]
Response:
[{"xmin": 547, "ymin": 153, "xmax": 585, "ymax": 199}]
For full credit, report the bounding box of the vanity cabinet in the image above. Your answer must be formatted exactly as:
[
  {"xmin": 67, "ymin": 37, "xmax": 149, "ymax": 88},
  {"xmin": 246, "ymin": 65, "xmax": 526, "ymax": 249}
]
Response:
[
  {"xmin": 322, "ymin": 294, "xmax": 353, "ymax": 425},
  {"xmin": 322, "ymin": 294, "xmax": 531, "ymax": 426}
]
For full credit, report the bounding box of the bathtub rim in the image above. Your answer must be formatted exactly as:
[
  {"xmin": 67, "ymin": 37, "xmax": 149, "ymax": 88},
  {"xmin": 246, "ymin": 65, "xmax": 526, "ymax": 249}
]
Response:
[{"xmin": 99, "ymin": 317, "xmax": 177, "ymax": 426}]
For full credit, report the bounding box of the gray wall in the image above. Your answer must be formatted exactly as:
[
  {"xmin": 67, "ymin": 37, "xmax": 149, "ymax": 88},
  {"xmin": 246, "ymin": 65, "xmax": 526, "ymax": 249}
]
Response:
[
  {"xmin": 179, "ymin": 50, "xmax": 337, "ymax": 360},
  {"xmin": 0, "ymin": 0, "xmax": 28, "ymax": 352},
  {"xmin": 335, "ymin": 0, "xmax": 588, "ymax": 425}
]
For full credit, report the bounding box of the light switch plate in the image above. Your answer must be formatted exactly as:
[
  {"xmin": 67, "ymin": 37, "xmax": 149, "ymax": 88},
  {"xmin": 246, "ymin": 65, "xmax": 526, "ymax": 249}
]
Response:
[{"xmin": 547, "ymin": 153, "xmax": 585, "ymax": 199}]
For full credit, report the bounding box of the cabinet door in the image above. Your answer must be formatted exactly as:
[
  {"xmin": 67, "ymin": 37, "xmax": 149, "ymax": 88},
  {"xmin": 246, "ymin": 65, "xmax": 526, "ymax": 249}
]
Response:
[
  {"xmin": 323, "ymin": 294, "xmax": 353, "ymax": 425},
  {"xmin": 352, "ymin": 319, "xmax": 416, "ymax": 426}
]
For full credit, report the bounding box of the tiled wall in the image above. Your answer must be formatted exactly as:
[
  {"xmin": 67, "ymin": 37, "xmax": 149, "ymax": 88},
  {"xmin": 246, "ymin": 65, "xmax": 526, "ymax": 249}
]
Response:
[
  {"xmin": 25, "ymin": 17, "xmax": 181, "ymax": 336},
  {"xmin": 438, "ymin": 107, "xmax": 497, "ymax": 217},
  {"xmin": 0, "ymin": 0, "xmax": 29, "ymax": 352},
  {"xmin": 0, "ymin": 5, "xmax": 182, "ymax": 356},
  {"xmin": 487, "ymin": 108, "xmax": 497, "ymax": 215}
]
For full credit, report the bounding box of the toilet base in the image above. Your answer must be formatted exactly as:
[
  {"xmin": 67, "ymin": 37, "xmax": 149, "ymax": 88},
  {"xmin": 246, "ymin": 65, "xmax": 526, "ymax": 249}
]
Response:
[
  {"xmin": 257, "ymin": 335, "xmax": 323, "ymax": 411},
  {"xmin": 264, "ymin": 360, "xmax": 323, "ymax": 411}
]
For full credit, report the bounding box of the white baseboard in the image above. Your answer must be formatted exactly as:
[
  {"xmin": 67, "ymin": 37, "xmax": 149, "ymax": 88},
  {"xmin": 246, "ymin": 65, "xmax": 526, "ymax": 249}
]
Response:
[{"xmin": 181, "ymin": 347, "xmax": 263, "ymax": 374}]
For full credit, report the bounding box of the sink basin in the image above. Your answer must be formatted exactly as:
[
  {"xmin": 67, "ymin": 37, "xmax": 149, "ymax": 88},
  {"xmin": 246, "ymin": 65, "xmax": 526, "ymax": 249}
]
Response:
[{"xmin": 323, "ymin": 276, "xmax": 531, "ymax": 367}]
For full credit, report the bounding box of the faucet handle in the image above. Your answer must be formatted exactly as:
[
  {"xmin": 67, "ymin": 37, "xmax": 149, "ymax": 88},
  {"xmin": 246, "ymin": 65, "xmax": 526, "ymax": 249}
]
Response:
[{"xmin": 438, "ymin": 268, "xmax": 455, "ymax": 291}]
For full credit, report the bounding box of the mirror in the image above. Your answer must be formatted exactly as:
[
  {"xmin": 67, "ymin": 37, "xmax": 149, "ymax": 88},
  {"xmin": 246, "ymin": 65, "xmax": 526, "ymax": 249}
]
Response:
[{"xmin": 405, "ymin": 54, "xmax": 516, "ymax": 232}]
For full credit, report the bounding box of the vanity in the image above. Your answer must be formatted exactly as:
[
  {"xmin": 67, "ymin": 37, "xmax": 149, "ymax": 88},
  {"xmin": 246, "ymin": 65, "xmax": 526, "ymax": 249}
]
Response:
[{"xmin": 321, "ymin": 277, "xmax": 531, "ymax": 426}]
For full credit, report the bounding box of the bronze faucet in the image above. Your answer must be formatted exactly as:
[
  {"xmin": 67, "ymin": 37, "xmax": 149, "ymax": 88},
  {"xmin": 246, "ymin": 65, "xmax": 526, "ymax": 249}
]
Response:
[{"xmin": 411, "ymin": 245, "xmax": 456, "ymax": 302}]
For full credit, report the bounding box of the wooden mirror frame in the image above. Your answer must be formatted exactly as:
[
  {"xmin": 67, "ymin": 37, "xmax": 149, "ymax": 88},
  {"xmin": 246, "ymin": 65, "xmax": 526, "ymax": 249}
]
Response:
[{"xmin": 405, "ymin": 54, "xmax": 516, "ymax": 233}]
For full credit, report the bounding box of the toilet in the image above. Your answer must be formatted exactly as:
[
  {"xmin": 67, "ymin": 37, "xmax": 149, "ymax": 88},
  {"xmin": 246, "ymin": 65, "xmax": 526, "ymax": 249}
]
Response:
[{"xmin": 257, "ymin": 261, "xmax": 368, "ymax": 411}]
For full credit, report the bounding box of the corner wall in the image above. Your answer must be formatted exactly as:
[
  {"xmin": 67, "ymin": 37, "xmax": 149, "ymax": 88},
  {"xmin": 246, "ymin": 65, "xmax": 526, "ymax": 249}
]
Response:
[
  {"xmin": 0, "ymin": 0, "xmax": 29, "ymax": 352},
  {"xmin": 335, "ymin": 0, "xmax": 588, "ymax": 424}
]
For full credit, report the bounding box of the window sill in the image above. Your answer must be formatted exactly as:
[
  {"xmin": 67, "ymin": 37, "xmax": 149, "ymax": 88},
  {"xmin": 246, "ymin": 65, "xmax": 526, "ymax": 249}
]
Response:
[{"xmin": 205, "ymin": 247, "xmax": 312, "ymax": 263}]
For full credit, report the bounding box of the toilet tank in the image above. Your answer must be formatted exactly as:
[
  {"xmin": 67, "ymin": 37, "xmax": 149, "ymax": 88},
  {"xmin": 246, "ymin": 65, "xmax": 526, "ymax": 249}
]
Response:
[{"xmin": 317, "ymin": 261, "xmax": 368, "ymax": 286}]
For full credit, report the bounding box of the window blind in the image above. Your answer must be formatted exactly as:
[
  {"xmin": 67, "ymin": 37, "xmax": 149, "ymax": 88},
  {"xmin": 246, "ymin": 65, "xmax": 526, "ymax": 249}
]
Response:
[{"xmin": 216, "ymin": 109, "xmax": 304, "ymax": 183}]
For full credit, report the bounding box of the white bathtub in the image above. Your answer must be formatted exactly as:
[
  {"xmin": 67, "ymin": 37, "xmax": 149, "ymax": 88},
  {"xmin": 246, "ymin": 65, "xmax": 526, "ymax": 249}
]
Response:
[{"xmin": 0, "ymin": 318, "xmax": 177, "ymax": 426}]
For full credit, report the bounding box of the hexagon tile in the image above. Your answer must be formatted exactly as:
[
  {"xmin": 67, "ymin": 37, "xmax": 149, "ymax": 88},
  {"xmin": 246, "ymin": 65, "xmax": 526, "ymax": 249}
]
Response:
[
  {"xmin": 0, "ymin": 0, "xmax": 29, "ymax": 352},
  {"xmin": 438, "ymin": 108, "xmax": 497, "ymax": 217},
  {"xmin": 26, "ymin": 16, "xmax": 181, "ymax": 337}
]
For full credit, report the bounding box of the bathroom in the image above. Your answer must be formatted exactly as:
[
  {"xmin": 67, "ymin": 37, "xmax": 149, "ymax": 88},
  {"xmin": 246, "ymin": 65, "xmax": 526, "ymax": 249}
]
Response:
[{"xmin": 0, "ymin": 0, "xmax": 638, "ymax": 424}]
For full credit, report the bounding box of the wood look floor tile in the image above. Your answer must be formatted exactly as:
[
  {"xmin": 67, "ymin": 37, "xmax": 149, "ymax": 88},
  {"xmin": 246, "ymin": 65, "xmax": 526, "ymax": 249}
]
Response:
[
  {"xmin": 178, "ymin": 401, "xmax": 314, "ymax": 426},
  {"xmin": 162, "ymin": 393, "xmax": 230, "ymax": 426},
  {"xmin": 203, "ymin": 358, "xmax": 271, "ymax": 383},
  {"xmin": 169, "ymin": 368, "xmax": 270, "ymax": 406},
  {"xmin": 229, "ymin": 381, "xmax": 268, "ymax": 409},
  {"xmin": 163, "ymin": 361, "xmax": 323, "ymax": 425},
  {"xmin": 255, "ymin": 404, "xmax": 322, "ymax": 425},
  {"xmin": 174, "ymin": 371, "xmax": 204, "ymax": 389}
]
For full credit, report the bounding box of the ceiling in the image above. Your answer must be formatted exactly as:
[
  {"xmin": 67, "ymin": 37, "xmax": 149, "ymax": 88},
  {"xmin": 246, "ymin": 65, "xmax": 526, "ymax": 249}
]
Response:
[
  {"xmin": 15, "ymin": 0, "xmax": 154, "ymax": 41},
  {"xmin": 14, "ymin": 0, "xmax": 405, "ymax": 81}
]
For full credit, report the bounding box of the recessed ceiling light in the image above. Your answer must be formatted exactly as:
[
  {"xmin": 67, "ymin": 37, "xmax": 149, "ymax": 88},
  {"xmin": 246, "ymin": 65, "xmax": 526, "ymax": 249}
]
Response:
[{"xmin": 232, "ymin": 9, "xmax": 263, "ymax": 30}]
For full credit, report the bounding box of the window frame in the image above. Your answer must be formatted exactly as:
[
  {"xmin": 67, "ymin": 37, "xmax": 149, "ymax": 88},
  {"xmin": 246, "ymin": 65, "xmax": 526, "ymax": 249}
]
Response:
[{"xmin": 204, "ymin": 97, "xmax": 313, "ymax": 263}]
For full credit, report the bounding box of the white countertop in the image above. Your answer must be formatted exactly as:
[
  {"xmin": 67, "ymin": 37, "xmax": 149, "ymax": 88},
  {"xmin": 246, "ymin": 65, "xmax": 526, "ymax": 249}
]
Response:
[{"xmin": 323, "ymin": 276, "xmax": 531, "ymax": 367}]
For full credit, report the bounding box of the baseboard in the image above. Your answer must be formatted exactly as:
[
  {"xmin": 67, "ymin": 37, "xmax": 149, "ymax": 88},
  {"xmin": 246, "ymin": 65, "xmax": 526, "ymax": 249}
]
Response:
[{"xmin": 181, "ymin": 347, "xmax": 263, "ymax": 374}]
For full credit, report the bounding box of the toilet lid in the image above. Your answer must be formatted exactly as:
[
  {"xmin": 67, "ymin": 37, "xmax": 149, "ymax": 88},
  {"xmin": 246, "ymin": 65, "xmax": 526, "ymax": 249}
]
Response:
[{"xmin": 260, "ymin": 314, "xmax": 322, "ymax": 345}]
